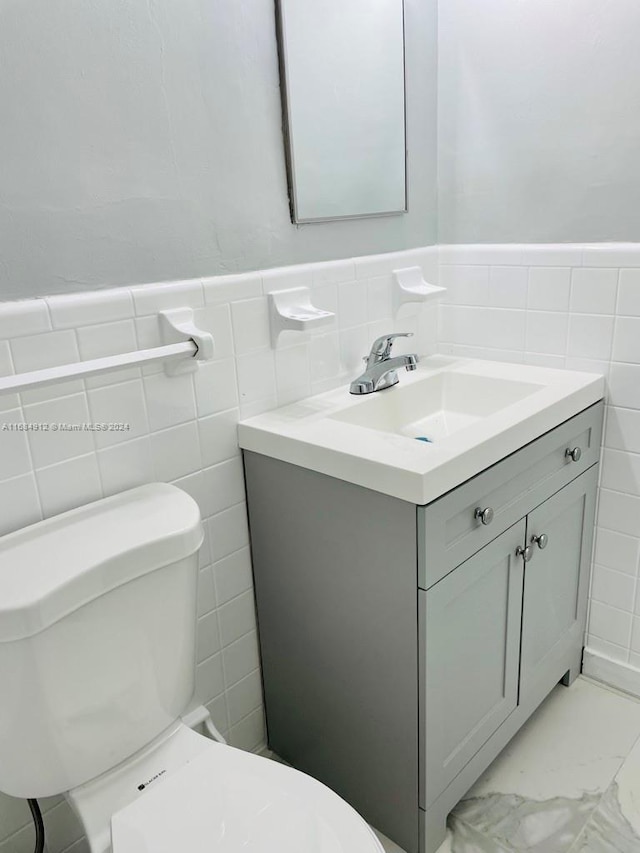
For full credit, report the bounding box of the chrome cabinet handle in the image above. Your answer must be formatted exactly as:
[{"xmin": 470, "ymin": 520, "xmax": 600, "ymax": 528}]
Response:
[
  {"xmin": 516, "ymin": 545, "xmax": 533, "ymax": 562},
  {"xmin": 565, "ymin": 446, "xmax": 582, "ymax": 463},
  {"xmin": 474, "ymin": 506, "xmax": 494, "ymax": 526},
  {"xmin": 531, "ymin": 533, "xmax": 549, "ymax": 550}
]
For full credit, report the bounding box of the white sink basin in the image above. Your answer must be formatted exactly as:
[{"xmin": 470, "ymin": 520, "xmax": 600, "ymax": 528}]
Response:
[
  {"xmin": 329, "ymin": 371, "xmax": 542, "ymax": 442},
  {"xmin": 238, "ymin": 357, "xmax": 604, "ymax": 504}
]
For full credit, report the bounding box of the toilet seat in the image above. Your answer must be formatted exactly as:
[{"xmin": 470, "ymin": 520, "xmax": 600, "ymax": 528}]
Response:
[{"xmin": 110, "ymin": 738, "xmax": 385, "ymax": 853}]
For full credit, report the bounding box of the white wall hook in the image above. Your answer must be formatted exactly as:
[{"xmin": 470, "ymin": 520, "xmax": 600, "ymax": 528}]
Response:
[
  {"xmin": 268, "ymin": 287, "xmax": 335, "ymax": 347},
  {"xmin": 393, "ymin": 267, "xmax": 446, "ymax": 316},
  {"xmin": 159, "ymin": 308, "xmax": 215, "ymax": 376}
]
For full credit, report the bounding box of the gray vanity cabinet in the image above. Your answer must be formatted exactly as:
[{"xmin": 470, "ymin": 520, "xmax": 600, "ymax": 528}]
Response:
[
  {"xmin": 243, "ymin": 401, "xmax": 603, "ymax": 853},
  {"xmin": 420, "ymin": 464, "xmax": 599, "ymax": 817},
  {"xmin": 519, "ymin": 466, "xmax": 598, "ymax": 707},
  {"xmin": 421, "ymin": 521, "xmax": 525, "ymax": 808}
]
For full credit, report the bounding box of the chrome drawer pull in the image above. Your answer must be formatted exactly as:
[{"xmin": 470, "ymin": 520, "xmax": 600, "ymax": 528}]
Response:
[
  {"xmin": 531, "ymin": 533, "xmax": 549, "ymax": 549},
  {"xmin": 516, "ymin": 544, "xmax": 533, "ymax": 562},
  {"xmin": 474, "ymin": 506, "xmax": 494, "ymax": 526},
  {"xmin": 565, "ymin": 446, "xmax": 582, "ymax": 463}
]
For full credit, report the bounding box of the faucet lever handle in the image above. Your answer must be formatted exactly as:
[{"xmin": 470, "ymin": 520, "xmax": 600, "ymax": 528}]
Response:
[{"xmin": 370, "ymin": 331, "xmax": 414, "ymax": 360}]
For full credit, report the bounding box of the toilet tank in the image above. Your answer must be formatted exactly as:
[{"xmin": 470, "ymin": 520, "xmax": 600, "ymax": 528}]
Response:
[{"xmin": 0, "ymin": 483, "xmax": 203, "ymax": 799}]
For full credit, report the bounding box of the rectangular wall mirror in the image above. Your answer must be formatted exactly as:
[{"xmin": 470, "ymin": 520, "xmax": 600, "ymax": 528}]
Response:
[{"xmin": 276, "ymin": 0, "xmax": 407, "ymax": 223}]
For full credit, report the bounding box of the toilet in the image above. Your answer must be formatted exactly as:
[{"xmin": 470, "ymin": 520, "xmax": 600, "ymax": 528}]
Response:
[{"xmin": 0, "ymin": 483, "xmax": 384, "ymax": 853}]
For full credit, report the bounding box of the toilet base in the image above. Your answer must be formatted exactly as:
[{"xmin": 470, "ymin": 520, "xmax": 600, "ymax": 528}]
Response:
[
  {"xmin": 67, "ymin": 721, "xmax": 212, "ymax": 853},
  {"xmin": 67, "ymin": 714, "xmax": 385, "ymax": 853}
]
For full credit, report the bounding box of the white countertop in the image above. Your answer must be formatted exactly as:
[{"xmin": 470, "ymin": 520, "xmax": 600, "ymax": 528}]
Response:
[{"xmin": 238, "ymin": 356, "xmax": 605, "ymax": 505}]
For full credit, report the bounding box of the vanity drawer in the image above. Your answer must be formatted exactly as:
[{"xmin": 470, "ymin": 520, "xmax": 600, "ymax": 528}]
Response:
[{"xmin": 418, "ymin": 401, "xmax": 603, "ymax": 590}]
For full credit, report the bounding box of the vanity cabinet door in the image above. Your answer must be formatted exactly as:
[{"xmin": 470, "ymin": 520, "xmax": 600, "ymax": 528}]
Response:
[
  {"xmin": 519, "ymin": 465, "xmax": 598, "ymax": 706},
  {"xmin": 420, "ymin": 520, "xmax": 526, "ymax": 809}
]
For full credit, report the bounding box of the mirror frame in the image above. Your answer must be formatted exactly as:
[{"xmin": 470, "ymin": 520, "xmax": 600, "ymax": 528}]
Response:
[{"xmin": 275, "ymin": 0, "xmax": 408, "ymax": 224}]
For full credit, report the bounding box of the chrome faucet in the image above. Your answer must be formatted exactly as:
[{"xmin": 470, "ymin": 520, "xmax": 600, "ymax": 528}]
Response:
[{"xmin": 349, "ymin": 332, "xmax": 419, "ymax": 395}]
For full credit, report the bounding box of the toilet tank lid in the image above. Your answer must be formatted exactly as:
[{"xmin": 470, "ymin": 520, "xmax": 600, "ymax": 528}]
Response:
[{"xmin": 0, "ymin": 484, "xmax": 203, "ymax": 642}]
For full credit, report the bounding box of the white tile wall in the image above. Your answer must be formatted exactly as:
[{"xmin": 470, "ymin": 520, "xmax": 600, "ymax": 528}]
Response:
[
  {"xmin": 437, "ymin": 243, "xmax": 640, "ymax": 679},
  {"xmin": 11, "ymin": 240, "xmax": 640, "ymax": 848},
  {"xmin": 0, "ymin": 246, "xmax": 437, "ymax": 853},
  {"xmin": 3, "ymin": 242, "xmax": 640, "ymax": 851}
]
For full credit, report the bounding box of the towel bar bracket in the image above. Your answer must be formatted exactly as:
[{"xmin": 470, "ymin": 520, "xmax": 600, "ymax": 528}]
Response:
[
  {"xmin": 0, "ymin": 307, "xmax": 215, "ymax": 394},
  {"xmin": 159, "ymin": 308, "xmax": 214, "ymax": 376}
]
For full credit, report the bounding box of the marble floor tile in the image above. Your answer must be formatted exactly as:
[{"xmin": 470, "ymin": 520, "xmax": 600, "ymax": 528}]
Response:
[
  {"xmin": 439, "ymin": 678, "xmax": 640, "ymax": 853},
  {"xmin": 278, "ymin": 678, "xmax": 640, "ymax": 853},
  {"xmin": 466, "ymin": 678, "xmax": 640, "ymax": 803},
  {"xmin": 452, "ymin": 791, "xmax": 599, "ymax": 852},
  {"xmin": 610, "ymin": 725, "xmax": 640, "ymax": 837},
  {"xmin": 569, "ymin": 783, "xmax": 640, "ymax": 852},
  {"xmin": 448, "ymin": 815, "xmax": 517, "ymax": 852}
]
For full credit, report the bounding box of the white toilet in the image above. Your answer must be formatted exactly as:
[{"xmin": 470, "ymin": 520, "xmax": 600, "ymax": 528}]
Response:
[{"xmin": 0, "ymin": 483, "xmax": 385, "ymax": 853}]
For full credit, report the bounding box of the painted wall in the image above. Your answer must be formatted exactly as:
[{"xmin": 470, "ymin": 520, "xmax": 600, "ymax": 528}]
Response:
[
  {"xmin": 437, "ymin": 0, "xmax": 640, "ymax": 244},
  {"xmin": 0, "ymin": 0, "xmax": 437, "ymax": 302}
]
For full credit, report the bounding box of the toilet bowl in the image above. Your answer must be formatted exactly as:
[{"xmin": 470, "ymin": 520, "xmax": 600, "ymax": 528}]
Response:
[
  {"xmin": 70, "ymin": 722, "xmax": 385, "ymax": 853},
  {"xmin": 0, "ymin": 484, "xmax": 385, "ymax": 853},
  {"xmin": 113, "ymin": 746, "xmax": 385, "ymax": 853}
]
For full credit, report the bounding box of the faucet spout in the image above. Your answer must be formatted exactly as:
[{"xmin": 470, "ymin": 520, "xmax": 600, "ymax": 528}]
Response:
[{"xmin": 350, "ymin": 334, "xmax": 419, "ymax": 395}]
